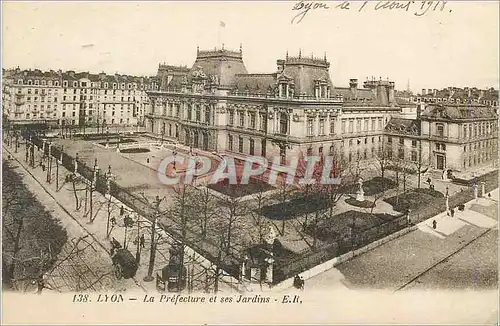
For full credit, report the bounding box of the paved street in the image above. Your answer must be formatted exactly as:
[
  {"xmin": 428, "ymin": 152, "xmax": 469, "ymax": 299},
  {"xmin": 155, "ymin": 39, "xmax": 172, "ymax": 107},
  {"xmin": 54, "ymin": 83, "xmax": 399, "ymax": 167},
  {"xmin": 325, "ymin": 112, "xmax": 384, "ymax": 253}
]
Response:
[
  {"xmin": 3, "ymin": 143, "xmax": 239, "ymax": 294},
  {"xmin": 306, "ymin": 189, "xmax": 498, "ymax": 291}
]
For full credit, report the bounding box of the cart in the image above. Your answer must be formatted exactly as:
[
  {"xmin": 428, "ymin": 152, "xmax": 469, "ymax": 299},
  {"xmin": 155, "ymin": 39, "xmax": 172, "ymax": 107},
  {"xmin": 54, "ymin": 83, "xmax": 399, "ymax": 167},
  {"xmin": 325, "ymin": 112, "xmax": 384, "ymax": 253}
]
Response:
[
  {"xmin": 111, "ymin": 248, "xmax": 138, "ymax": 280},
  {"xmin": 156, "ymin": 263, "xmax": 187, "ymax": 292}
]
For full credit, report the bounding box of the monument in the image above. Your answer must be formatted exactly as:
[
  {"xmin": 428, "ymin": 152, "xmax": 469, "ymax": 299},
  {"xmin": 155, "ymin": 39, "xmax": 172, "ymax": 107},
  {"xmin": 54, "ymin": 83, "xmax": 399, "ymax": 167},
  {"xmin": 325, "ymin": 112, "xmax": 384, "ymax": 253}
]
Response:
[{"xmin": 356, "ymin": 177, "xmax": 365, "ymax": 202}]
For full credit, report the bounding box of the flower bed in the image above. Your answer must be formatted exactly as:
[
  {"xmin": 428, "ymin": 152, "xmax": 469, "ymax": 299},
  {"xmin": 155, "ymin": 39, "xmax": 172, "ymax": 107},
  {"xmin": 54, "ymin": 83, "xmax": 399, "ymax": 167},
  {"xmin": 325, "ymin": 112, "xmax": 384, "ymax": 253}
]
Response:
[{"xmin": 120, "ymin": 147, "xmax": 151, "ymax": 154}]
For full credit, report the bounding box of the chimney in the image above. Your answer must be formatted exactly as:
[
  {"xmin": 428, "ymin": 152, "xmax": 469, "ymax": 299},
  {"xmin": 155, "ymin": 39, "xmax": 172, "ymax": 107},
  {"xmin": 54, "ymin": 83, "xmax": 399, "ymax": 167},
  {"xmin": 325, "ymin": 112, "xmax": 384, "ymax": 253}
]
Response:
[
  {"xmin": 377, "ymin": 84, "xmax": 389, "ymax": 105},
  {"xmin": 433, "ymin": 89, "xmax": 437, "ymax": 97},
  {"xmin": 388, "ymin": 81, "xmax": 395, "ymax": 103},
  {"xmin": 468, "ymin": 88, "xmax": 472, "ymax": 98},
  {"xmin": 417, "ymin": 103, "xmax": 422, "ymax": 118},
  {"xmin": 428, "ymin": 89, "xmax": 432, "ymax": 95},
  {"xmin": 349, "ymin": 79, "xmax": 358, "ymax": 98},
  {"xmin": 276, "ymin": 59, "xmax": 285, "ymax": 73},
  {"xmin": 422, "ymin": 89, "xmax": 426, "ymax": 95}
]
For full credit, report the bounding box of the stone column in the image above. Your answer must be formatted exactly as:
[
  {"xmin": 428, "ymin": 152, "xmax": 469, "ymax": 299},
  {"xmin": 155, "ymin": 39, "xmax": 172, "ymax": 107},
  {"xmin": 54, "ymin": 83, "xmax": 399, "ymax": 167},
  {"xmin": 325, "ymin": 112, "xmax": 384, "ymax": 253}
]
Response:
[{"xmin": 265, "ymin": 257, "xmax": 274, "ymax": 283}]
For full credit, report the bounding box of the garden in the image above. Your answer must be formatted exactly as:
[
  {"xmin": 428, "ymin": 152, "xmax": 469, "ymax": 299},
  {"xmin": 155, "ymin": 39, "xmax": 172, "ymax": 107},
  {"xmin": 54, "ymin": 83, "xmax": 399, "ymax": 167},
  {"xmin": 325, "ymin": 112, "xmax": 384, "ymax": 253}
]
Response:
[
  {"xmin": 207, "ymin": 177, "xmax": 275, "ymax": 198},
  {"xmin": 345, "ymin": 177, "xmax": 397, "ymax": 196},
  {"xmin": 384, "ymin": 187, "xmax": 444, "ymax": 212}
]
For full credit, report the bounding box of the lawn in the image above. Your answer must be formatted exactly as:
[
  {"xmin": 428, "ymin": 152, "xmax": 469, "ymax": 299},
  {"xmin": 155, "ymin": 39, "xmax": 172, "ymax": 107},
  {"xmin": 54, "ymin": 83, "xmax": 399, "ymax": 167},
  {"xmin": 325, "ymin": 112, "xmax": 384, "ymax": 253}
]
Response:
[
  {"xmin": 259, "ymin": 194, "xmax": 331, "ymax": 220},
  {"xmin": 345, "ymin": 177, "xmax": 396, "ymax": 196},
  {"xmin": 384, "ymin": 188, "xmax": 443, "ymax": 212},
  {"xmin": 307, "ymin": 210, "xmax": 401, "ymax": 242},
  {"xmin": 207, "ymin": 177, "xmax": 274, "ymax": 198}
]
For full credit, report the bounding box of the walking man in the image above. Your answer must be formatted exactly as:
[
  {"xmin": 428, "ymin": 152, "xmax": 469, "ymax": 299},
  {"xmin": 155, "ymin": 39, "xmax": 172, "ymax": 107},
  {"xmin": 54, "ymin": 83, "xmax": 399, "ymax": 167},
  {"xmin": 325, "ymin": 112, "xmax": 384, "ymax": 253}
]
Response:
[{"xmin": 140, "ymin": 234, "xmax": 145, "ymax": 248}]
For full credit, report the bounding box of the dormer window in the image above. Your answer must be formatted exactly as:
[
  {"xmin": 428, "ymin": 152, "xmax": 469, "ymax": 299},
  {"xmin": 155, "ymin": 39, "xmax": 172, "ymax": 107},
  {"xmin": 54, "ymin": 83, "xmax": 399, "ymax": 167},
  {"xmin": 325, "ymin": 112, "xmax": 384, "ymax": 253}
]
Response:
[{"xmin": 18, "ymin": 79, "xmax": 23, "ymax": 85}]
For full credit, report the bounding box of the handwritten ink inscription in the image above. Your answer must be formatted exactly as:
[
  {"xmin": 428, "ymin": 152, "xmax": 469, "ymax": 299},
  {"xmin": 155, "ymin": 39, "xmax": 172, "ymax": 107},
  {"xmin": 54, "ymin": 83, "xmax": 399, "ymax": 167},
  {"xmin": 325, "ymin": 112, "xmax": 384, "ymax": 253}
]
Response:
[{"xmin": 291, "ymin": 0, "xmax": 451, "ymax": 24}]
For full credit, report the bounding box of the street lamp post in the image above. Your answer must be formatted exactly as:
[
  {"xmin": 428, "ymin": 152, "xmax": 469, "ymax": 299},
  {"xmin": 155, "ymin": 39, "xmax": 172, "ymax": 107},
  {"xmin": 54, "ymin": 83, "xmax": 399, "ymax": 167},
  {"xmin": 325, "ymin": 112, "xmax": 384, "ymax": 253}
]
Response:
[
  {"xmin": 105, "ymin": 165, "xmax": 114, "ymax": 238},
  {"xmin": 89, "ymin": 158, "xmax": 99, "ymax": 224}
]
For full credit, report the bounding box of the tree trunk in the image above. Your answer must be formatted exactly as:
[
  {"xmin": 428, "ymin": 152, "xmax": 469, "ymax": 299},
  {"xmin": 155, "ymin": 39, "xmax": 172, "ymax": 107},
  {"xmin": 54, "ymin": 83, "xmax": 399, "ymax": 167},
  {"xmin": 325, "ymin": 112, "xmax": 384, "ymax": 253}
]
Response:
[
  {"xmin": 8, "ymin": 218, "xmax": 24, "ymax": 283},
  {"xmin": 72, "ymin": 177, "xmax": 81, "ymax": 210}
]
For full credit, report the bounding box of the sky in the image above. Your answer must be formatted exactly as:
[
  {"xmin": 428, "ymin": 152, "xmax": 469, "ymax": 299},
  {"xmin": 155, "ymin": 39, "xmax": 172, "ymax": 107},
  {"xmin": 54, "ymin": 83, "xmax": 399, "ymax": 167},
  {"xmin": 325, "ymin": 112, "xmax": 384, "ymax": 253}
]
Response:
[{"xmin": 2, "ymin": 1, "xmax": 499, "ymax": 93}]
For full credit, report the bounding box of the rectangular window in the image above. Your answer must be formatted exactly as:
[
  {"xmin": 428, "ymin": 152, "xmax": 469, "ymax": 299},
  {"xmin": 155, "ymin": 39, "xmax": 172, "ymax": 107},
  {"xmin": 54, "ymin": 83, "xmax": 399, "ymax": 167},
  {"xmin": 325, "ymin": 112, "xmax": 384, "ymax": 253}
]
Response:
[
  {"xmin": 249, "ymin": 139, "xmax": 255, "ymax": 155},
  {"xmin": 399, "ymin": 137, "xmax": 404, "ymax": 145},
  {"xmin": 228, "ymin": 135, "xmax": 233, "ymax": 151},
  {"xmin": 463, "ymin": 125, "xmax": 467, "ymax": 138},
  {"xmin": 250, "ymin": 112, "xmax": 256, "ymax": 129},
  {"xmin": 307, "ymin": 118, "xmax": 314, "ymax": 136},
  {"xmin": 330, "ymin": 120, "xmax": 335, "ymax": 135},
  {"xmin": 260, "ymin": 113, "xmax": 266, "ymax": 131},
  {"xmin": 238, "ymin": 137, "xmax": 244, "ymax": 153},
  {"xmin": 411, "ymin": 140, "xmax": 417, "ymax": 148},
  {"xmin": 411, "ymin": 151, "xmax": 417, "ymax": 162},
  {"xmin": 371, "ymin": 119, "xmax": 375, "ymax": 131},
  {"xmin": 436, "ymin": 124, "xmax": 444, "ymax": 137},
  {"xmin": 319, "ymin": 119, "xmax": 325, "ymax": 135},
  {"xmin": 387, "ymin": 136, "xmax": 392, "ymax": 143},
  {"xmin": 341, "ymin": 120, "xmax": 346, "ymax": 134},
  {"xmin": 349, "ymin": 120, "xmax": 354, "ymax": 133},
  {"xmin": 239, "ymin": 111, "xmax": 244, "ymax": 127},
  {"xmin": 280, "ymin": 113, "xmax": 288, "ymax": 134}
]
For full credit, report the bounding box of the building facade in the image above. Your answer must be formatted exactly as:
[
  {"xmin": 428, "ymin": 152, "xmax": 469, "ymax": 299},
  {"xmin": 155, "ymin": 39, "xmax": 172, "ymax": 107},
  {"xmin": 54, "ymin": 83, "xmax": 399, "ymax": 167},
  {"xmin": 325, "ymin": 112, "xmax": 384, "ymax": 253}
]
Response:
[
  {"xmin": 145, "ymin": 46, "xmax": 400, "ymax": 167},
  {"xmin": 2, "ymin": 68, "xmax": 158, "ymax": 128},
  {"xmin": 384, "ymin": 104, "xmax": 499, "ymax": 174}
]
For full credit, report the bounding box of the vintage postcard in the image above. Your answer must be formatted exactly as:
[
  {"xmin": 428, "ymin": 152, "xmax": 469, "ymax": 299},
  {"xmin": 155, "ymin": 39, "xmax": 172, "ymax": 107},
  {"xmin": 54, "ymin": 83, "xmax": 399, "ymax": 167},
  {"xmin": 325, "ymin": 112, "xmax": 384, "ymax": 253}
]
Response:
[{"xmin": 1, "ymin": 0, "xmax": 499, "ymax": 324}]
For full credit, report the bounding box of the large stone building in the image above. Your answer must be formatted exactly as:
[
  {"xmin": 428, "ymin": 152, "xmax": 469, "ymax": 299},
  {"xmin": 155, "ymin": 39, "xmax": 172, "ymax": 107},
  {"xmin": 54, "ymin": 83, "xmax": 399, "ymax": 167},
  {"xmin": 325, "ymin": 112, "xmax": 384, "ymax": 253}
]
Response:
[
  {"xmin": 2, "ymin": 68, "xmax": 158, "ymax": 128},
  {"xmin": 384, "ymin": 103, "xmax": 498, "ymax": 174},
  {"xmin": 145, "ymin": 46, "xmax": 400, "ymax": 167}
]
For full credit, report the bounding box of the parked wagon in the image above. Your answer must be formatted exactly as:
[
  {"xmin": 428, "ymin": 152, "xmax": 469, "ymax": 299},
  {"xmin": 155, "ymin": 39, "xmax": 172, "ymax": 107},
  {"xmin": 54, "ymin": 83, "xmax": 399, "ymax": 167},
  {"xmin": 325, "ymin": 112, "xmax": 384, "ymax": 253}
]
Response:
[
  {"xmin": 156, "ymin": 263, "xmax": 187, "ymax": 292},
  {"xmin": 110, "ymin": 243, "xmax": 138, "ymax": 280}
]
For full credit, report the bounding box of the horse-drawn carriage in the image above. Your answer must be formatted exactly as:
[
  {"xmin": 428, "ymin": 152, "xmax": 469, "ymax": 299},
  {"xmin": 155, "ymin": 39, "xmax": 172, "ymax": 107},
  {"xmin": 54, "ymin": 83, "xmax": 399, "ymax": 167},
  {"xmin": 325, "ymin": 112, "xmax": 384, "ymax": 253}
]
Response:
[
  {"xmin": 110, "ymin": 238, "xmax": 138, "ymax": 280},
  {"xmin": 156, "ymin": 242, "xmax": 187, "ymax": 292}
]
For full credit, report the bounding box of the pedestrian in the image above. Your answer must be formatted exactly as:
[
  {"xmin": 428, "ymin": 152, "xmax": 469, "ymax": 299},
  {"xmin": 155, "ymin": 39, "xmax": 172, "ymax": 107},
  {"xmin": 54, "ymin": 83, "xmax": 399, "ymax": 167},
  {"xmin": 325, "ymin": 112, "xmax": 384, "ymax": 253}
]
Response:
[
  {"xmin": 427, "ymin": 177, "xmax": 431, "ymax": 185},
  {"xmin": 488, "ymin": 193, "xmax": 492, "ymax": 198},
  {"xmin": 432, "ymin": 220, "xmax": 437, "ymax": 229},
  {"xmin": 299, "ymin": 276, "xmax": 304, "ymax": 291},
  {"xmin": 140, "ymin": 234, "xmax": 145, "ymax": 248},
  {"xmin": 293, "ymin": 275, "xmax": 301, "ymax": 289},
  {"xmin": 450, "ymin": 208, "xmax": 455, "ymax": 217}
]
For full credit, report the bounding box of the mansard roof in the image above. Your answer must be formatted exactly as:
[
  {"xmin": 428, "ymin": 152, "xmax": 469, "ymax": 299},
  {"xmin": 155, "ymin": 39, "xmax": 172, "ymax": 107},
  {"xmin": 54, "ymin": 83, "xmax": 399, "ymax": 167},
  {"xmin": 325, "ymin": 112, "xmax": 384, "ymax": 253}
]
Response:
[
  {"xmin": 385, "ymin": 118, "xmax": 421, "ymax": 135},
  {"xmin": 421, "ymin": 104, "xmax": 498, "ymax": 120}
]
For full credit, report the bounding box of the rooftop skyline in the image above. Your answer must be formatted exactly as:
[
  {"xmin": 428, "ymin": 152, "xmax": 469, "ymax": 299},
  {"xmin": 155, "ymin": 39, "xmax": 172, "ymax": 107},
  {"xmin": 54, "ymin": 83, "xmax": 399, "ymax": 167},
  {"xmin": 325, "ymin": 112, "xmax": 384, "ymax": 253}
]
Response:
[{"xmin": 3, "ymin": 1, "xmax": 499, "ymax": 93}]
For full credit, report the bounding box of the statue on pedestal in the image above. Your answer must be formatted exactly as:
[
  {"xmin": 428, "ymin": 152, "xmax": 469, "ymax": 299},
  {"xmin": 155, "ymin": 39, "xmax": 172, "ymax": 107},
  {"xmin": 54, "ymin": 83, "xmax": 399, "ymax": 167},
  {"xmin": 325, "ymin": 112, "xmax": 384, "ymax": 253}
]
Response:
[{"xmin": 356, "ymin": 177, "xmax": 365, "ymax": 202}]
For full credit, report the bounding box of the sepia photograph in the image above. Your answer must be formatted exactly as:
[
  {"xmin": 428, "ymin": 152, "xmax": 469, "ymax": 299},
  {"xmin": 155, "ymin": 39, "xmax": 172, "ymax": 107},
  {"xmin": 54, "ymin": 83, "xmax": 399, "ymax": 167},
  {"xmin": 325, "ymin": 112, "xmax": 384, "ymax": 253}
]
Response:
[{"xmin": 1, "ymin": 1, "xmax": 499, "ymax": 324}]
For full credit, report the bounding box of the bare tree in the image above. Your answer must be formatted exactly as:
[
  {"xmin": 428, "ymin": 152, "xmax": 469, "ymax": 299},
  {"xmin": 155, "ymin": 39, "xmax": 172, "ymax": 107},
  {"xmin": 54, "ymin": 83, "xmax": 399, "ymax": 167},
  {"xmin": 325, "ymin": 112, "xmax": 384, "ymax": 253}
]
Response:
[
  {"xmin": 192, "ymin": 187, "xmax": 218, "ymax": 239},
  {"xmin": 248, "ymin": 183, "xmax": 272, "ymax": 243},
  {"xmin": 218, "ymin": 195, "xmax": 247, "ymax": 255},
  {"xmin": 2, "ymin": 160, "xmax": 68, "ymax": 292}
]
